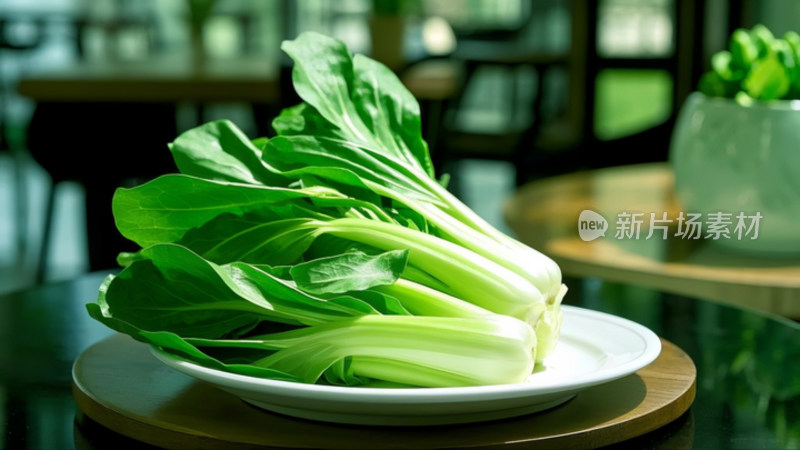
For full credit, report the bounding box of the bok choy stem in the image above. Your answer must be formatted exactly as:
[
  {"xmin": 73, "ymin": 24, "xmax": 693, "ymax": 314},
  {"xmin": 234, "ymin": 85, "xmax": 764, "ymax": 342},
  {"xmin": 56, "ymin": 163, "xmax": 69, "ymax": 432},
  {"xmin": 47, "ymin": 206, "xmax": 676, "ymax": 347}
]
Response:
[{"xmin": 313, "ymin": 218, "xmax": 546, "ymax": 323}]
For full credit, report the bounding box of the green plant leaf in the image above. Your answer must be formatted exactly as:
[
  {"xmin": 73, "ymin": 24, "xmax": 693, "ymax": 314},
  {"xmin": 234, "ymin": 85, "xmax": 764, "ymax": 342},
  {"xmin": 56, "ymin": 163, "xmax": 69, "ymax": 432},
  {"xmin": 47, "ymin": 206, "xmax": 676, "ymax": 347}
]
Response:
[
  {"xmin": 290, "ymin": 250, "xmax": 409, "ymax": 295},
  {"xmin": 730, "ymin": 28, "xmax": 759, "ymax": 69},
  {"xmin": 264, "ymin": 135, "xmax": 443, "ymax": 205},
  {"xmin": 279, "ymin": 31, "xmax": 434, "ymax": 178},
  {"xmin": 112, "ymin": 174, "xmax": 315, "ymax": 248},
  {"xmin": 744, "ymin": 51, "xmax": 791, "ymax": 100},
  {"xmin": 751, "ymin": 24, "xmax": 776, "ymax": 58},
  {"xmin": 176, "ymin": 213, "xmax": 319, "ymax": 265},
  {"xmin": 712, "ymin": 51, "xmax": 744, "ymax": 81},
  {"xmin": 95, "ymin": 244, "xmax": 370, "ymax": 336},
  {"xmin": 782, "ymin": 32, "xmax": 800, "ymax": 97},
  {"xmin": 170, "ymin": 119, "xmax": 284, "ymax": 185}
]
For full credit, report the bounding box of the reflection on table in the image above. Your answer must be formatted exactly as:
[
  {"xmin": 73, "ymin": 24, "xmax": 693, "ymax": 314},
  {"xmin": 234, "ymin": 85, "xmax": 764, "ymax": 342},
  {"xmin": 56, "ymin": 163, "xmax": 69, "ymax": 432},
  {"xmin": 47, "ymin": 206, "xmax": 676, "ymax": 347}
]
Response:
[
  {"xmin": 505, "ymin": 163, "xmax": 800, "ymax": 318},
  {"xmin": 1, "ymin": 272, "xmax": 798, "ymax": 448}
]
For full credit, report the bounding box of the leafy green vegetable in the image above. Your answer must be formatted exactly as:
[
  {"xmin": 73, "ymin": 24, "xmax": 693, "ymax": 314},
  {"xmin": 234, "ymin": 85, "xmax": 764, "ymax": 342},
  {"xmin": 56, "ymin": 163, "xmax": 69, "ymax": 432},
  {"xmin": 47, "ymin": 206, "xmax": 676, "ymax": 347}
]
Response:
[
  {"xmin": 700, "ymin": 24, "xmax": 800, "ymax": 102},
  {"xmin": 289, "ymin": 250, "xmax": 408, "ymax": 295},
  {"xmin": 88, "ymin": 31, "xmax": 568, "ymax": 388}
]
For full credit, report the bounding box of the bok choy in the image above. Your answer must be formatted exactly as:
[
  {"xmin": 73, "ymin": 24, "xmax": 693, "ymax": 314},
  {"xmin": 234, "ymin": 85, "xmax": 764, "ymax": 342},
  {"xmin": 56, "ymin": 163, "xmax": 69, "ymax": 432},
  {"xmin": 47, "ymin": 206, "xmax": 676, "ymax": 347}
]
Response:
[{"xmin": 87, "ymin": 31, "xmax": 567, "ymax": 388}]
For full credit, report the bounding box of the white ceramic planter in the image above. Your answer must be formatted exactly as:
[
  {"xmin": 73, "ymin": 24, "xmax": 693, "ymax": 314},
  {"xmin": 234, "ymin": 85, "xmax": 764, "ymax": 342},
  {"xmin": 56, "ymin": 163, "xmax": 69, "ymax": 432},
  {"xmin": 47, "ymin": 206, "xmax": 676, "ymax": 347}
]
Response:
[{"xmin": 670, "ymin": 92, "xmax": 800, "ymax": 255}]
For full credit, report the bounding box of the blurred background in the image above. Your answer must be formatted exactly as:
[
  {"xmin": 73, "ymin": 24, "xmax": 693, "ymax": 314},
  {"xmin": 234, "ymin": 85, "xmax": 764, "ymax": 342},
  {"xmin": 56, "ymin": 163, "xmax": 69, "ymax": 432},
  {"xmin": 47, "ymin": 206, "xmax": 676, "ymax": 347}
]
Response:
[{"xmin": 0, "ymin": 0, "xmax": 796, "ymax": 292}]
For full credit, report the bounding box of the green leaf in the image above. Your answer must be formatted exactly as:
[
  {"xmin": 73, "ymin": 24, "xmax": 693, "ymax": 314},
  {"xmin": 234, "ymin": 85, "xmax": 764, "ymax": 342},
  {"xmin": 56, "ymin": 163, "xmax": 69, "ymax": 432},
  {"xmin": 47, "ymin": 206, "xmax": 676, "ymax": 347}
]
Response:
[
  {"xmin": 296, "ymin": 172, "xmax": 382, "ymax": 207},
  {"xmin": 98, "ymin": 247, "xmax": 270, "ymax": 338},
  {"xmin": 265, "ymin": 135, "xmax": 443, "ymax": 206},
  {"xmin": 730, "ymin": 29, "xmax": 758, "ymax": 69},
  {"xmin": 279, "ymin": 31, "xmax": 434, "ymax": 178},
  {"xmin": 290, "ymin": 250, "xmax": 409, "ymax": 295},
  {"xmin": 176, "ymin": 212, "xmax": 319, "ymax": 265},
  {"xmin": 744, "ymin": 51, "xmax": 791, "ymax": 100},
  {"xmin": 785, "ymin": 31, "xmax": 800, "ymax": 53},
  {"xmin": 390, "ymin": 206, "xmax": 432, "ymax": 233},
  {"xmin": 751, "ymin": 24, "xmax": 776, "ymax": 58},
  {"xmin": 112, "ymin": 174, "xmax": 315, "ymax": 248},
  {"xmin": 712, "ymin": 51, "xmax": 743, "ymax": 81},
  {"xmin": 774, "ymin": 39, "xmax": 797, "ymax": 74},
  {"xmin": 170, "ymin": 120, "xmax": 284, "ymax": 185},
  {"xmin": 699, "ymin": 71, "xmax": 725, "ymax": 97},
  {"xmin": 698, "ymin": 71, "xmax": 740, "ymax": 98},
  {"xmin": 272, "ymin": 102, "xmax": 347, "ymax": 140},
  {"xmin": 250, "ymin": 136, "xmax": 270, "ymax": 150},
  {"xmin": 782, "ymin": 32, "xmax": 800, "ymax": 97},
  {"xmin": 95, "ymin": 244, "xmax": 371, "ymax": 338},
  {"xmin": 735, "ymin": 91, "xmax": 755, "ymax": 106},
  {"xmin": 351, "ymin": 54, "xmax": 435, "ymax": 178},
  {"xmin": 223, "ymin": 262, "xmax": 379, "ymax": 320},
  {"xmin": 167, "ymin": 194, "xmax": 395, "ymax": 266}
]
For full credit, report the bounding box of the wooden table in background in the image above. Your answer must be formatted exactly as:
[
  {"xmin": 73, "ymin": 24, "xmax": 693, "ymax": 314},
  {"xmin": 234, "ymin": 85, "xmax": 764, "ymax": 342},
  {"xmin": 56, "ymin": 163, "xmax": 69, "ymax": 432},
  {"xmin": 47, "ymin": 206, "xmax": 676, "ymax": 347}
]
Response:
[
  {"xmin": 16, "ymin": 55, "xmax": 280, "ymax": 103},
  {"xmin": 505, "ymin": 163, "xmax": 800, "ymax": 318}
]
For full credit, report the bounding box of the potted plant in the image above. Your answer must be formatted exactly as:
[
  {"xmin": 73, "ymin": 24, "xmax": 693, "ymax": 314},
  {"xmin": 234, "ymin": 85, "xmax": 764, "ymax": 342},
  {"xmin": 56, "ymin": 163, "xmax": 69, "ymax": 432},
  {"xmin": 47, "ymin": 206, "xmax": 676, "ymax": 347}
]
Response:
[{"xmin": 670, "ymin": 24, "xmax": 800, "ymax": 255}]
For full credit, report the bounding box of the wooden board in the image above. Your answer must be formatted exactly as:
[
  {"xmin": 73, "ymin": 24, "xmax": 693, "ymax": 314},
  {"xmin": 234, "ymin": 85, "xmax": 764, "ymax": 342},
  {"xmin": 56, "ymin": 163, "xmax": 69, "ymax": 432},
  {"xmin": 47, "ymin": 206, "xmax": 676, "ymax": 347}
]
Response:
[
  {"xmin": 503, "ymin": 163, "xmax": 800, "ymax": 318},
  {"xmin": 73, "ymin": 334, "xmax": 696, "ymax": 449}
]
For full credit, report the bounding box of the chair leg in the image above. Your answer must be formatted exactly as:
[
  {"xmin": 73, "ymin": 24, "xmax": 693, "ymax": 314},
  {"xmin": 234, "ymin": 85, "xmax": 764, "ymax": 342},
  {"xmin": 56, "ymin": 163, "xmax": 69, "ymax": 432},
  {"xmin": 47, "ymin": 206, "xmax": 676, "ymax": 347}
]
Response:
[{"xmin": 36, "ymin": 180, "xmax": 56, "ymax": 285}]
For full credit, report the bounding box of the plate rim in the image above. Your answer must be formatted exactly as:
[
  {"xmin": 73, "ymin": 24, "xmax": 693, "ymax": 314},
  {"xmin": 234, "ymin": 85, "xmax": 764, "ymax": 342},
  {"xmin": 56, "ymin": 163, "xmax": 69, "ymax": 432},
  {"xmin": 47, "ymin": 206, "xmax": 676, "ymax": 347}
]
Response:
[{"xmin": 149, "ymin": 305, "xmax": 662, "ymax": 402}]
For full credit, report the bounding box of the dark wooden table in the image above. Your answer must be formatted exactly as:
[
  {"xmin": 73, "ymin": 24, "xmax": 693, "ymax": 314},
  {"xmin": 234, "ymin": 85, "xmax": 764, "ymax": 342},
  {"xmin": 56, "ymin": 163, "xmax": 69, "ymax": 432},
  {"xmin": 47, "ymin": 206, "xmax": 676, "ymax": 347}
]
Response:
[
  {"xmin": 17, "ymin": 55, "xmax": 280, "ymax": 103},
  {"xmin": 2, "ymin": 271, "xmax": 799, "ymax": 448}
]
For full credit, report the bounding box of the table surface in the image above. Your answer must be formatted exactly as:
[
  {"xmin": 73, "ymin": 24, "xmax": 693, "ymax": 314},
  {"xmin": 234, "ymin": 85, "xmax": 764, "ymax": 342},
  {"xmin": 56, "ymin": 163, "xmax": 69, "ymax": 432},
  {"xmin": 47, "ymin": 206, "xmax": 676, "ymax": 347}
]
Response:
[
  {"xmin": 1, "ymin": 272, "xmax": 798, "ymax": 449},
  {"xmin": 16, "ymin": 54, "xmax": 461, "ymax": 104},
  {"xmin": 16, "ymin": 54, "xmax": 281, "ymax": 103},
  {"xmin": 505, "ymin": 162, "xmax": 800, "ymax": 318}
]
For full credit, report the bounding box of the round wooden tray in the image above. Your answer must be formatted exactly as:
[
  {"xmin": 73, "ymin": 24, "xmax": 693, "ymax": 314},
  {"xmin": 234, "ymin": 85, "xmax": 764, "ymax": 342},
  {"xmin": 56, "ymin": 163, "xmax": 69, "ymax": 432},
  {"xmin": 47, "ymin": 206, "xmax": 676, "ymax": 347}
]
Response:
[{"xmin": 73, "ymin": 334, "xmax": 696, "ymax": 449}]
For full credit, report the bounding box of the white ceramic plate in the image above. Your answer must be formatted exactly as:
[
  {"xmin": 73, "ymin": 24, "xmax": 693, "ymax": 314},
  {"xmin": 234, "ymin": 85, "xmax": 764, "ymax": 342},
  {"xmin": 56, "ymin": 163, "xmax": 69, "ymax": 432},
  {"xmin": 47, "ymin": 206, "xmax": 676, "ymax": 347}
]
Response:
[{"xmin": 150, "ymin": 305, "xmax": 661, "ymax": 426}]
